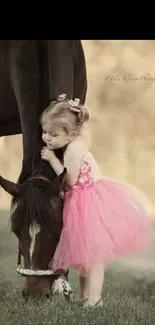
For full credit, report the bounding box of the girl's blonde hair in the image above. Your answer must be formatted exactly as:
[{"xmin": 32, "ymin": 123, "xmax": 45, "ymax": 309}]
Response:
[{"xmin": 40, "ymin": 94, "xmax": 90, "ymax": 134}]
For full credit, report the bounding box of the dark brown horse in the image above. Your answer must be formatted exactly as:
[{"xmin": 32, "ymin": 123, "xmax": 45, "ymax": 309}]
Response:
[{"xmin": 0, "ymin": 40, "xmax": 87, "ymax": 298}]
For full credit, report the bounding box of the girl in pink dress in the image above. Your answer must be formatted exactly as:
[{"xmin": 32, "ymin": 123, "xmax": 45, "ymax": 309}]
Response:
[{"xmin": 40, "ymin": 94, "xmax": 152, "ymax": 308}]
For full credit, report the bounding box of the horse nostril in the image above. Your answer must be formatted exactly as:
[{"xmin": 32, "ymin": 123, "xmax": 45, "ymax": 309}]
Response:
[
  {"xmin": 45, "ymin": 293, "xmax": 50, "ymax": 298},
  {"xmin": 22, "ymin": 289, "xmax": 28, "ymax": 299},
  {"xmin": 22, "ymin": 289, "xmax": 26, "ymax": 297}
]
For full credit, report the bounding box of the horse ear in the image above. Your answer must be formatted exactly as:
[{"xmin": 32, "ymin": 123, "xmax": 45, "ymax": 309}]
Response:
[
  {"xmin": 0, "ymin": 175, "xmax": 21, "ymax": 197},
  {"xmin": 51, "ymin": 168, "xmax": 67, "ymax": 193}
]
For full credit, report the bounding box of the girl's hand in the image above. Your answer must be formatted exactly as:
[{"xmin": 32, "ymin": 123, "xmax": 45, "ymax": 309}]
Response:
[{"xmin": 41, "ymin": 147, "xmax": 55, "ymax": 162}]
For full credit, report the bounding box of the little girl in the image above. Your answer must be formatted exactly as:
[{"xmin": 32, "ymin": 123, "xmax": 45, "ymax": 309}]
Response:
[{"xmin": 40, "ymin": 94, "xmax": 152, "ymax": 308}]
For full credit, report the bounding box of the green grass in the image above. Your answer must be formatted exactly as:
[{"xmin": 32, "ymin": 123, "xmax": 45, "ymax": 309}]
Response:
[
  {"xmin": 1, "ymin": 270, "xmax": 155, "ymax": 325},
  {"xmin": 1, "ymin": 210, "xmax": 155, "ymax": 325}
]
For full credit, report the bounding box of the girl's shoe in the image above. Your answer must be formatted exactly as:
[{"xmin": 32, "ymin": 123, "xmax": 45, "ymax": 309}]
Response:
[{"xmin": 81, "ymin": 298, "xmax": 103, "ymax": 308}]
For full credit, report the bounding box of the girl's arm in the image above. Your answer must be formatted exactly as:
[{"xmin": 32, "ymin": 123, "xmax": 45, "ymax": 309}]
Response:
[
  {"xmin": 41, "ymin": 147, "xmax": 64, "ymax": 176},
  {"xmin": 49, "ymin": 154, "xmax": 64, "ymax": 175},
  {"xmin": 63, "ymin": 141, "xmax": 84, "ymax": 185},
  {"xmin": 41, "ymin": 139, "xmax": 86, "ymax": 185}
]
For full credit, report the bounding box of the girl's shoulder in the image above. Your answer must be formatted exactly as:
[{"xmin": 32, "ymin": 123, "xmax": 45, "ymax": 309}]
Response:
[
  {"xmin": 65, "ymin": 136, "xmax": 88, "ymax": 158},
  {"xmin": 63, "ymin": 137, "xmax": 89, "ymax": 186}
]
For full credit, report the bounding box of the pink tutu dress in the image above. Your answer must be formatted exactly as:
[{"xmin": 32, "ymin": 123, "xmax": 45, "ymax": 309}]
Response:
[{"xmin": 49, "ymin": 155, "xmax": 151, "ymax": 275}]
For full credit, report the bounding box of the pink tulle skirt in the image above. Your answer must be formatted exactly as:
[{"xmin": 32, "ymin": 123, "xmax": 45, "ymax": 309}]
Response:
[{"xmin": 49, "ymin": 178, "xmax": 151, "ymax": 275}]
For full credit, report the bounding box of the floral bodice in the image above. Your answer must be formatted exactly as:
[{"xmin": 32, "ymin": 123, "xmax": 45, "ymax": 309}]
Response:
[{"xmin": 65, "ymin": 156, "xmax": 94, "ymax": 195}]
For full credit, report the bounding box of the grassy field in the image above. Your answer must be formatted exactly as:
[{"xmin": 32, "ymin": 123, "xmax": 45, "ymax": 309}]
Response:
[{"xmin": 1, "ymin": 210, "xmax": 155, "ymax": 325}]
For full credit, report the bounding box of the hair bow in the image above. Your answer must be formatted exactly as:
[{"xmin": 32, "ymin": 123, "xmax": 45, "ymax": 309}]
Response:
[{"xmin": 68, "ymin": 98, "xmax": 80, "ymax": 112}]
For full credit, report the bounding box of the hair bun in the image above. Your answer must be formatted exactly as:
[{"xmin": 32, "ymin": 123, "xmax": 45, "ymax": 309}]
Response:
[{"xmin": 77, "ymin": 106, "xmax": 90, "ymax": 124}]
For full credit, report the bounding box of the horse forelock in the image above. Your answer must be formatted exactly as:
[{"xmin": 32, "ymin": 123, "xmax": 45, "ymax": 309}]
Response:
[{"xmin": 10, "ymin": 178, "xmax": 62, "ymax": 237}]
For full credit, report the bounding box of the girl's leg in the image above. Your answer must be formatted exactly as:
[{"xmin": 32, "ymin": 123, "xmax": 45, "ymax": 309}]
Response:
[
  {"xmin": 87, "ymin": 263, "xmax": 104, "ymax": 306},
  {"xmin": 79, "ymin": 272, "xmax": 89, "ymax": 301}
]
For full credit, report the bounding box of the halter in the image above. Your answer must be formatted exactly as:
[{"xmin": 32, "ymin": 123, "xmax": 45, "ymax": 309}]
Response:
[{"xmin": 15, "ymin": 175, "xmax": 71, "ymax": 300}]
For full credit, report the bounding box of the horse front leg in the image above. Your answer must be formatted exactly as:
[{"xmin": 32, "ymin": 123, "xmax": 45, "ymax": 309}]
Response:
[{"xmin": 9, "ymin": 40, "xmax": 40, "ymax": 161}]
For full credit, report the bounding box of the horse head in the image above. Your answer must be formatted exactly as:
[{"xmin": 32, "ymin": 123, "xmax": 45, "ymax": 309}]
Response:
[{"xmin": 0, "ymin": 168, "xmax": 71, "ymax": 298}]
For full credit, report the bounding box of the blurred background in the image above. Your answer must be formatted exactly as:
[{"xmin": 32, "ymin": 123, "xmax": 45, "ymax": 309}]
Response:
[{"xmin": 1, "ymin": 40, "xmax": 155, "ymax": 211}]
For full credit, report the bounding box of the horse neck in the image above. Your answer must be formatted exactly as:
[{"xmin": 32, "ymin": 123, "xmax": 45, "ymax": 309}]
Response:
[{"xmin": 18, "ymin": 143, "xmax": 63, "ymax": 185}]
